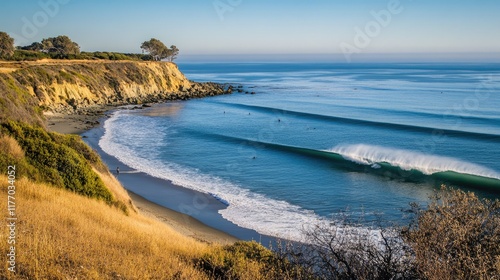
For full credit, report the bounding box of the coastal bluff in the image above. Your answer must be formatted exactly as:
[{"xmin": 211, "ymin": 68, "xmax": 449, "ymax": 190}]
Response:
[{"xmin": 0, "ymin": 60, "xmax": 230, "ymax": 123}]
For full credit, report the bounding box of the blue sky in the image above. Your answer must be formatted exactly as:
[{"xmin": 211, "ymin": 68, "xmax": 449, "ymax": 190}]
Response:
[{"xmin": 1, "ymin": 0, "xmax": 499, "ymax": 62}]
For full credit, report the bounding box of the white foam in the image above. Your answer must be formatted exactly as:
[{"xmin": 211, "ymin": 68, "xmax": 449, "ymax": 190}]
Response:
[
  {"xmin": 99, "ymin": 112, "xmax": 324, "ymax": 241},
  {"xmin": 330, "ymin": 144, "xmax": 500, "ymax": 180}
]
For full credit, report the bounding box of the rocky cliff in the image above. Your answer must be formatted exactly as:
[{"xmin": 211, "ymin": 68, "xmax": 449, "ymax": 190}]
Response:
[{"xmin": 0, "ymin": 60, "xmax": 230, "ymax": 123}]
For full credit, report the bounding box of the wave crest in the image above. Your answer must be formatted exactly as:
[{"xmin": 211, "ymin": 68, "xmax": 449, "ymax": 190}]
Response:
[{"xmin": 330, "ymin": 144, "xmax": 500, "ymax": 180}]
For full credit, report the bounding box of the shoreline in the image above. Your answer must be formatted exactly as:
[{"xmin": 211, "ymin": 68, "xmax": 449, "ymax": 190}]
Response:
[
  {"xmin": 44, "ymin": 104, "xmax": 136, "ymax": 135},
  {"xmin": 46, "ymin": 108, "xmax": 239, "ymax": 244},
  {"xmin": 46, "ymin": 104, "xmax": 274, "ymax": 245},
  {"xmin": 128, "ymin": 190, "xmax": 238, "ymax": 244}
]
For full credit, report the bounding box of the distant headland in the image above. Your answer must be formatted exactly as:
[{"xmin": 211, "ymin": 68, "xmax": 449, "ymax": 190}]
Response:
[{"xmin": 0, "ymin": 32, "xmax": 233, "ymax": 127}]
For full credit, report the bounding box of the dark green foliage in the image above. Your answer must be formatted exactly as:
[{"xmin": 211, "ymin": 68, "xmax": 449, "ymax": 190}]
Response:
[
  {"xmin": 89, "ymin": 51, "xmax": 133, "ymax": 61},
  {"xmin": 141, "ymin": 38, "xmax": 169, "ymax": 61},
  {"xmin": 6, "ymin": 35, "xmax": 173, "ymax": 61},
  {"xmin": 139, "ymin": 54, "xmax": 153, "ymax": 61},
  {"xmin": 19, "ymin": 41, "xmax": 44, "ymax": 51},
  {"xmin": 5, "ymin": 50, "xmax": 152, "ymax": 61},
  {"xmin": 9, "ymin": 49, "xmax": 50, "ymax": 61},
  {"xmin": 41, "ymin": 35, "xmax": 80, "ymax": 57},
  {"xmin": 1, "ymin": 121, "xmax": 113, "ymax": 203},
  {"xmin": 54, "ymin": 133, "xmax": 107, "ymax": 172}
]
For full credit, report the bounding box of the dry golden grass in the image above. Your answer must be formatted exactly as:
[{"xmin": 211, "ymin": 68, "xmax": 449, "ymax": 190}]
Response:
[
  {"xmin": 93, "ymin": 167, "xmax": 137, "ymax": 213},
  {"xmin": 0, "ymin": 135, "xmax": 24, "ymax": 160},
  {"xmin": 0, "ymin": 176, "xmax": 213, "ymax": 279},
  {"xmin": 0, "ymin": 61, "xmax": 22, "ymax": 73},
  {"xmin": 0, "ymin": 67, "xmax": 18, "ymax": 74}
]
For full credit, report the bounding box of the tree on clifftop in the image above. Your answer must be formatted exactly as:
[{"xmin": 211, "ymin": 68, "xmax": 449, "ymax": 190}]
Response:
[
  {"xmin": 41, "ymin": 35, "xmax": 80, "ymax": 57},
  {"xmin": 20, "ymin": 42, "xmax": 44, "ymax": 51},
  {"xmin": 168, "ymin": 45, "xmax": 179, "ymax": 62},
  {"xmin": 141, "ymin": 38, "xmax": 168, "ymax": 61},
  {"xmin": 0, "ymin": 31, "xmax": 15, "ymax": 58},
  {"xmin": 141, "ymin": 38, "xmax": 179, "ymax": 62}
]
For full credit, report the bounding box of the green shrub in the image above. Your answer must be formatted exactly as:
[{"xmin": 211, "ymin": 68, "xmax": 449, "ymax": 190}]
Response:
[
  {"xmin": 6, "ymin": 49, "xmax": 153, "ymax": 61},
  {"xmin": 54, "ymin": 134, "xmax": 103, "ymax": 166},
  {"xmin": 197, "ymin": 241, "xmax": 315, "ymax": 279},
  {"xmin": 1, "ymin": 121, "xmax": 113, "ymax": 203},
  {"xmin": 9, "ymin": 50, "xmax": 49, "ymax": 61},
  {"xmin": 198, "ymin": 241, "xmax": 272, "ymax": 279}
]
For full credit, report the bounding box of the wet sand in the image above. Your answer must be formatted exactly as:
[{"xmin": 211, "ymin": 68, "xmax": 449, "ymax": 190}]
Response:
[{"xmin": 129, "ymin": 191, "xmax": 238, "ymax": 244}]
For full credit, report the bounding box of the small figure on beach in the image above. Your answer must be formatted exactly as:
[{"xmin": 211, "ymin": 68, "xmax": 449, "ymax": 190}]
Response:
[{"xmin": 116, "ymin": 167, "xmax": 120, "ymax": 175}]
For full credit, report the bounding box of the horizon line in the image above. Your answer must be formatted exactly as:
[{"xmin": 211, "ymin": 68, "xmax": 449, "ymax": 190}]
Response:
[{"xmin": 176, "ymin": 52, "xmax": 500, "ymax": 63}]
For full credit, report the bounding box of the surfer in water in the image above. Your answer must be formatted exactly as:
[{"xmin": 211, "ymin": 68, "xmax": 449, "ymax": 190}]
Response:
[{"xmin": 116, "ymin": 166, "xmax": 120, "ymax": 175}]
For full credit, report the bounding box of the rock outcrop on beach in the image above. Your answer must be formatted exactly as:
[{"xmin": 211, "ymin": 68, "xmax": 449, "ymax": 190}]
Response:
[{"xmin": 0, "ymin": 60, "xmax": 230, "ymax": 122}]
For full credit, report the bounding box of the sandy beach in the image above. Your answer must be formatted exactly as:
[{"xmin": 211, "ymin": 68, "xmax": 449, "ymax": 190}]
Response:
[
  {"xmin": 129, "ymin": 191, "xmax": 237, "ymax": 244},
  {"xmin": 45, "ymin": 109, "xmax": 111, "ymax": 135},
  {"xmin": 46, "ymin": 111, "xmax": 239, "ymax": 245}
]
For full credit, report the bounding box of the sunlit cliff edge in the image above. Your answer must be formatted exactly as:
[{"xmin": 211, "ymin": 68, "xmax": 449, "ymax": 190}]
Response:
[{"xmin": 0, "ymin": 59, "xmax": 228, "ymax": 124}]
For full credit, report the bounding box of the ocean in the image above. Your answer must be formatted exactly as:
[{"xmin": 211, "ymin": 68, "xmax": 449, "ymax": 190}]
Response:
[{"xmin": 96, "ymin": 63, "xmax": 500, "ymax": 241}]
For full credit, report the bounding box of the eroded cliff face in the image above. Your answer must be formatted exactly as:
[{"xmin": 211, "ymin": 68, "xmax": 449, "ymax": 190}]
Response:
[{"xmin": 0, "ymin": 60, "xmax": 228, "ymax": 118}]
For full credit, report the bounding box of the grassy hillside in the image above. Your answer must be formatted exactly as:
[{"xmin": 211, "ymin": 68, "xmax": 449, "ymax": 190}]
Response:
[
  {"xmin": 0, "ymin": 121, "xmax": 125, "ymax": 210},
  {"xmin": 0, "ymin": 68, "xmax": 43, "ymax": 125},
  {"xmin": 0, "ymin": 123, "xmax": 302, "ymax": 279},
  {"xmin": 0, "ymin": 175, "xmax": 306, "ymax": 279},
  {"xmin": 0, "ymin": 175, "xmax": 211, "ymax": 279}
]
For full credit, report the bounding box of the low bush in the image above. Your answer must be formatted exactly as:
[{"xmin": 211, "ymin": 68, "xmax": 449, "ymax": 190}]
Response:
[
  {"xmin": 262, "ymin": 187, "xmax": 499, "ymax": 280},
  {"xmin": 0, "ymin": 121, "xmax": 113, "ymax": 203},
  {"xmin": 5, "ymin": 50, "xmax": 152, "ymax": 61},
  {"xmin": 403, "ymin": 187, "xmax": 500, "ymax": 280},
  {"xmin": 9, "ymin": 49, "xmax": 50, "ymax": 61},
  {"xmin": 198, "ymin": 241, "xmax": 316, "ymax": 279}
]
